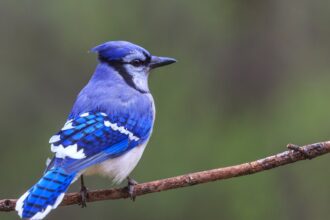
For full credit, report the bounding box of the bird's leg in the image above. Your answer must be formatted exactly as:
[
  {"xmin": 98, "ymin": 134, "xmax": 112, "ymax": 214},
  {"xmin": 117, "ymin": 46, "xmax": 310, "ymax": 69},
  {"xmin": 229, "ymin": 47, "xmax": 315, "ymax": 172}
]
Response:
[
  {"xmin": 287, "ymin": 143, "xmax": 312, "ymax": 160},
  {"xmin": 79, "ymin": 175, "xmax": 89, "ymax": 208},
  {"xmin": 127, "ymin": 177, "xmax": 138, "ymax": 201}
]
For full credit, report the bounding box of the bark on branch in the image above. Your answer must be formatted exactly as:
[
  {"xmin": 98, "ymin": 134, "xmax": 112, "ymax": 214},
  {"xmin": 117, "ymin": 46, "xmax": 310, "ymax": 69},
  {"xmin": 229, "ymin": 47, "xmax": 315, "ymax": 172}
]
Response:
[{"xmin": 1, "ymin": 140, "xmax": 330, "ymax": 212}]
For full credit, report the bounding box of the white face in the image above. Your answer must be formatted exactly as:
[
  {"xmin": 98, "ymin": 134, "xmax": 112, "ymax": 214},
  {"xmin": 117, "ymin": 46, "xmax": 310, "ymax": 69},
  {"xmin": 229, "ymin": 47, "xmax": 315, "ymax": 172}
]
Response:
[{"xmin": 122, "ymin": 51, "xmax": 151, "ymax": 93}]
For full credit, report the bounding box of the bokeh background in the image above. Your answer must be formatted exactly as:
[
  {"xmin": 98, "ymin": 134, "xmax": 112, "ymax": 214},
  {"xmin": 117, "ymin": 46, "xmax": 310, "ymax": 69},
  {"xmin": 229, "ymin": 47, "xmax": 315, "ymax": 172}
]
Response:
[{"xmin": 1, "ymin": 1, "xmax": 330, "ymax": 220}]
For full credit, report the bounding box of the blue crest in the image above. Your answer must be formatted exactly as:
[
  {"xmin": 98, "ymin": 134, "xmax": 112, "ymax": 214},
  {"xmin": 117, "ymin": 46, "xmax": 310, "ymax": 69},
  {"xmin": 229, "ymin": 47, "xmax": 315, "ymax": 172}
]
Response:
[{"xmin": 91, "ymin": 41, "xmax": 151, "ymax": 61}]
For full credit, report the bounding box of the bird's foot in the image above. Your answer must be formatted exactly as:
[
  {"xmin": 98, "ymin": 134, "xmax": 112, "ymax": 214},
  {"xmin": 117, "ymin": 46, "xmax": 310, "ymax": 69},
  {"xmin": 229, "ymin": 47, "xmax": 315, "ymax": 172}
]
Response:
[
  {"xmin": 79, "ymin": 186, "xmax": 89, "ymax": 208},
  {"xmin": 79, "ymin": 175, "xmax": 89, "ymax": 208},
  {"xmin": 287, "ymin": 143, "xmax": 312, "ymax": 160},
  {"xmin": 127, "ymin": 177, "xmax": 138, "ymax": 202}
]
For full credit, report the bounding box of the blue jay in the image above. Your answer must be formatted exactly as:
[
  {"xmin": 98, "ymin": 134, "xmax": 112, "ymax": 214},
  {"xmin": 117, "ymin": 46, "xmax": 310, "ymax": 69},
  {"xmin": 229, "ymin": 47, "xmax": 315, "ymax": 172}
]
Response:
[{"xmin": 15, "ymin": 41, "xmax": 176, "ymax": 219}]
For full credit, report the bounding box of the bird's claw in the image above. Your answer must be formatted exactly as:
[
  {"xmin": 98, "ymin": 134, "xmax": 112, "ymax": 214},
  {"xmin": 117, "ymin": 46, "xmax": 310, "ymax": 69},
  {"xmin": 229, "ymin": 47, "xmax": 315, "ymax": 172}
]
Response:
[
  {"xmin": 287, "ymin": 143, "xmax": 312, "ymax": 160},
  {"xmin": 127, "ymin": 177, "xmax": 138, "ymax": 201}
]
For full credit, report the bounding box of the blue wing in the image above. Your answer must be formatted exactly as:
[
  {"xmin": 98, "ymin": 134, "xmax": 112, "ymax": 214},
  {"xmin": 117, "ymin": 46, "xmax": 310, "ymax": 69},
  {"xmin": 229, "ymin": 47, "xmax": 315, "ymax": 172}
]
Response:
[{"xmin": 48, "ymin": 112, "xmax": 153, "ymax": 173}]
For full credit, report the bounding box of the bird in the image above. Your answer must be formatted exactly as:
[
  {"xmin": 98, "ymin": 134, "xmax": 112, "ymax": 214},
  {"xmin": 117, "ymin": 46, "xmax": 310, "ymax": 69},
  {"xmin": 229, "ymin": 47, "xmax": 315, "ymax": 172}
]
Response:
[{"xmin": 15, "ymin": 41, "xmax": 176, "ymax": 219}]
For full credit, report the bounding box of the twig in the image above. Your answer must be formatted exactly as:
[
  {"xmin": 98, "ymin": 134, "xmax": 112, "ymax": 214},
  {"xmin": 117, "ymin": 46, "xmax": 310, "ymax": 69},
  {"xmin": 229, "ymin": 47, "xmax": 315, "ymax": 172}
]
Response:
[{"xmin": 1, "ymin": 140, "xmax": 329, "ymax": 212}]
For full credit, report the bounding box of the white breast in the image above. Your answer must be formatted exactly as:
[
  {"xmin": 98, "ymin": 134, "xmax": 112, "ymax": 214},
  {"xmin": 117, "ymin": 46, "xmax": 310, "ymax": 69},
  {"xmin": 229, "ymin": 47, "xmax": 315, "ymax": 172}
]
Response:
[{"xmin": 100, "ymin": 142, "xmax": 149, "ymax": 183}]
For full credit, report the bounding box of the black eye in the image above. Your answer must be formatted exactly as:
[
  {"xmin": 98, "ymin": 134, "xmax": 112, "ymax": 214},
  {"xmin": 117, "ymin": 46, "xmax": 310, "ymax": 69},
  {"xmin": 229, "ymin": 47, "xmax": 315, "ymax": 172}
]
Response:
[{"xmin": 130, "ymin": 59, "xmax": 144, "ymax": 67}]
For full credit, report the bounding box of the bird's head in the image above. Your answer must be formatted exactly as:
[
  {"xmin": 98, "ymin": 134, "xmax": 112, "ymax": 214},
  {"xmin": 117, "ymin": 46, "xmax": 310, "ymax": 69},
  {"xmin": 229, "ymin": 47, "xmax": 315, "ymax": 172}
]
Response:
[{"xmin": 91, "ymin": 41, "xmax": 176, "ymax": 93}]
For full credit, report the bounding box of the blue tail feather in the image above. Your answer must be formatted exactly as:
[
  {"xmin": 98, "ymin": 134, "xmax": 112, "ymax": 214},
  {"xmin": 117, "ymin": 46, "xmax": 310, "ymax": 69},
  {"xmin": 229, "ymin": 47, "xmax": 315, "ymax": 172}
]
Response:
[{"xmin": 16, "ymin": 168, "xmax": 76, "ymax": 219}]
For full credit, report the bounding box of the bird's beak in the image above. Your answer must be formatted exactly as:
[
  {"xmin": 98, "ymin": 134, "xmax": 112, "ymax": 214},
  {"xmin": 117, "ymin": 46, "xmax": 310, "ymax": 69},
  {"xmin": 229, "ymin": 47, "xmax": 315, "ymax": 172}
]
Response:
[{"xmin": 149, "ymin": 56, "xmax": 177, "ymax": 69}]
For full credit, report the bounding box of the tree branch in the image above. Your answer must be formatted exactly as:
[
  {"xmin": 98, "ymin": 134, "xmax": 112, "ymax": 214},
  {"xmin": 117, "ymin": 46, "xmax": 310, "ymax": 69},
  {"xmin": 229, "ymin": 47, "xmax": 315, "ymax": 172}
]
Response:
[{"xmin": 1, "ymin": 140, "xmax": 330, "ymax": 212}]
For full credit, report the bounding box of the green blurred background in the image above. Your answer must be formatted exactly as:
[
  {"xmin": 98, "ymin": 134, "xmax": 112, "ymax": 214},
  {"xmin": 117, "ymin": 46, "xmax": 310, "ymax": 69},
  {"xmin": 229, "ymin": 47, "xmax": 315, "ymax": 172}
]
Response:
[{"xmin": 1, "ymin": 1, "xmax": 330, "ymax": 219}]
